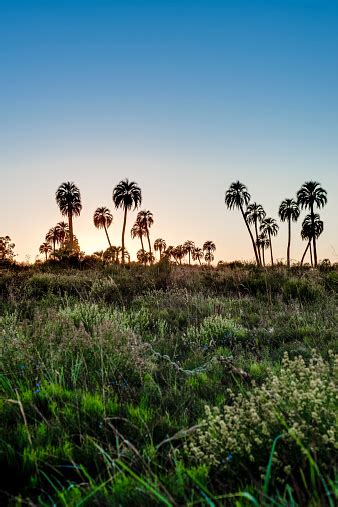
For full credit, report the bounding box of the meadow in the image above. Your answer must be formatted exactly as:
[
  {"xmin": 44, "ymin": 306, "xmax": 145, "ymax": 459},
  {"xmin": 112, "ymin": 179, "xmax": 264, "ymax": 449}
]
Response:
[{"xmin": 0, "ymin": 260, "xmax": 337, "ymax": 506}]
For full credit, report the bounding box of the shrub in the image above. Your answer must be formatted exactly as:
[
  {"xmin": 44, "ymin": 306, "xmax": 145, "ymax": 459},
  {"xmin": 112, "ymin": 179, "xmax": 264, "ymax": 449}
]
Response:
[{"xmin": 184, "ymin": 352, "xmax": 337, "ymax": 486}]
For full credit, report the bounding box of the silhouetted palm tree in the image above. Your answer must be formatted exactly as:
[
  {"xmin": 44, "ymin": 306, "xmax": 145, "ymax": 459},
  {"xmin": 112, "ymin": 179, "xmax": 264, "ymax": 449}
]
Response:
[
  {"xmin": 154, "ymin": 238, "xmax": 167, "ymax": 259},
  {"xmin": 183, "ymin": 240, "xmax": 195, "ymax": 265},
  {"xmin": 39, "ymin": 242, "xmax": 52, "ymax": 261},
  {"xmin": 137, "ymin": 248, "xmax": 148, "ymax": 265},
  {"xmin": 297, "ymin": 181, "xmax": 327, "ymax": 267},
  {"xmin": 173, "ymin": 245, "xmax": 186, "ymax": 264},
  {"xmin": 260, "ymin": 218, "xmax": 279, "ymax": 266},
  {"xmin": 56, "ymin": 221, "xmax": 69, "ymax": 245},
  {"xmin": 113, "ymin": 179, "xmax": 142, "ymax": 265},
  {"xmin": 45, "ymin": 226, "xmax": 62, "ymax": 256},
  {"xmin": 256, "ymin": 232, "xmax": 270, "ymax": 267},
  {"xmin": 55, "ymin": 182, "xmax": 82, "ymax": 251},
  {"xmin": 278, "ymin": 198, "xmax": 300, "ymax": 267},
  {"xmin": 131, "ymin": 222, "xmax": 146, "ymax": 250},
  {"xmin": 164, "ymin": 245, "xmax": 175, "ymax": 262},
  {"xmin": 136, "ymin": 210, "xmax": 154, "ymax": 255},
  {"xmin": 225, "ymin": 181, "xmax": 260, "ymax": 265},
  {"xmin": 246, "ymin": 203, "xmax": 266, "ymax": 266},
  {"xmin": 203, "ymin": 241, "xmax": 216, "ymax": 265},
  {"xmin": 300, "ymin": 214, "xmax": 323, "ymax": 266},
  {"xmin": 192, "ymin": 247, "xmax": 204, "ymax": 265},
  {"xmin": 93, "ymin": 207, "xmax": 113, "ymax": 248}
]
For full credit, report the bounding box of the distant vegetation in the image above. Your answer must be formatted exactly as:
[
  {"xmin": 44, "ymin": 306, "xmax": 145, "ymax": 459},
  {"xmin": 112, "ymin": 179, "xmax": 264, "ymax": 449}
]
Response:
[{"xmin": 1, "ymin": 178, "xmax": 329, "ymax": 269}]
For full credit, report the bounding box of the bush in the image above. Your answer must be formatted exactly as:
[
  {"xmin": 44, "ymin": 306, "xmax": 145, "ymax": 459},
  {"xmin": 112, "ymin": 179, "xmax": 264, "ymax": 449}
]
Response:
[{"xmin": 184, "ymin": 352, "xmax": 337, "ymax": 486}]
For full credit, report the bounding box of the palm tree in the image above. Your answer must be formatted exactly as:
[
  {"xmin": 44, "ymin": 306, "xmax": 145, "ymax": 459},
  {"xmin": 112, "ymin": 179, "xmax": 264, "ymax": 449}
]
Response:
[
  {"xmin": 45, "ymin": 226, "xmax": 62, "ymax": 256},
  {"xmin": 113, "ymin": 179, "xmax": 142, "ymax": 265},
  {"xmin": 173, "ymin": 245, "xmax": 186, "ymax": 265},
  {"xmin": 297, "ymin": 181, "xmax": 327, "ymax": 267},
  {"xmin": 246, "ymin": 203, "xmax": 266, "ymax": 266},
  {"xmin": 39, "ymin": 242, "xmax": 52, "ymax": 261},
  {"xmin": 137, "ymin": 249, "xmax": 148, "ymax": 265},
  {"xmin": 183, "ymin": 240, "xmax": 195, "ymax": 265},
  {"xmin": 260, "ymin": 218, "xmax": 279, "ymax": 266},
  {"xmin": 300, "ymin": 214, "xmax": 323, "ymax": 266},
  {"xmin": 192, "ymin": 247, "xmax": 204, "ymax": 265},
  {"xmin": 55, "ymin": 182, "xmax": 82, "ymax": 251},
  {"xmin": 136, "ymin": 210, "xmax": 154, "ymax": 255},
  {"xmin": 56, "ymin": 221, "xmax": 69, "ymax": 245},
  {"xmin": 131, "ymin": 222, "xmax": 146, "ymax": 250},
  {"xmin": 278, "ymin": 198, "xmax": 300, "ymax": 267},
  {"xmin": 154, "ymin": 238, "xmax": 167, "ymax": 259},
  {"xmin": 203, "ymin": 241, "xmax": 216, "ymax": 265},
  {"xmin": 256, "ymin": 232, "xmax": 270, "ymax": 267},
  {"xmin": 164, "ymin": 245, "xmax": 175, "ymax": 262},
  {"xmin": 225, "ymin": 181, "xmax": 260, "ymax": 265},
  {"xmin": 93, "ymin": 207, "xmax": 113, "ymax": 248}
]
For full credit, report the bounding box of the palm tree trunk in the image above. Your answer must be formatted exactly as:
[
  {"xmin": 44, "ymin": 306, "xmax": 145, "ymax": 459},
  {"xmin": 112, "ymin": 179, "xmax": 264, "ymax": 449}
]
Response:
[
  {"xmin": 262, "ymin": 247, "xmax": 265, "ymax": 266},
  {"xmin": 53, "ymin": 239, "xmax": 56, "ymax": 257},
  {"xmin": 301, "ymin": 240, "xmax": 311, "ymax": 266},
  {"xmin": 287, "ymin": 218, "xmax": 291, "ymax": 268},
  {"xmin": 311, "ymin": 204, "xmax": 318, "ymax": 267},
  {"xmin": 269, "ymin": 231, "xmax": 274, "ymax": 266},
  {"xmin": 140, "ymin": 235, "xmax": 144, "ymax": 250},
  {"xmin": 45, "ymin": 251, "xmax": 48, "ymax": 262},
  {"xmin": 146, "ymin": 229, "xmax": 152, "ymax": 254},
  {"xmin": 240, "ymin": 205, "xmax": 260, "ymax": 265},
  {"xmin": 68, "ymin": 212, "xmax": 73, "ymax": 251},
  {"xmin": 310, "ymin": 242, "xmax": 313, "ymax": 267},
  {"xmin": 104, "ymin": 225, "xmax": 112, "ymax": 248},
  {"xmin": 254, "ymin": 220, "xmax": 262, "ymax": 266},
  {"xmin": 121, "ymin": 207, "xmax": 127, "ymax": 266},
  {"xmin": 188, "ymin": 251, "xmax": 191, "ymax": 265}
]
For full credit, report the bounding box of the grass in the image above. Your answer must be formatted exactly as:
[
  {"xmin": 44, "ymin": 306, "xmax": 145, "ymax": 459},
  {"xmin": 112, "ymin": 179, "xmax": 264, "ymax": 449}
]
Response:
[{"xmin": 0, "ymin": 261, "xmax": 337, "ymax": 505}]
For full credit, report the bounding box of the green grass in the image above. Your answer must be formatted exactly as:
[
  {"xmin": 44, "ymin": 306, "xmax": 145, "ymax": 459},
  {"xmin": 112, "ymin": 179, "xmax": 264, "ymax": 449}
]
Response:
[{"xmin": 0, "ymin": 263, "xmax": 337, "ymax": 505}]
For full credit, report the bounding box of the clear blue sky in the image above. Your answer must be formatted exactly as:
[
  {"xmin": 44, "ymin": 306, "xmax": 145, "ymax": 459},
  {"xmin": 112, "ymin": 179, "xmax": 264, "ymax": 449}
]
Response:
[{"xmin": 1, "ymin": 0, "xmax": 337, "ymax": 262}]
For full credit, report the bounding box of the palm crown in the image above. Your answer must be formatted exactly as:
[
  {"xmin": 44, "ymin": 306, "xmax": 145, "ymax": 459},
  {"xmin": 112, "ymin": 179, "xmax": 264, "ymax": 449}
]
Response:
[
  {"xmin": 94, "ymin": 207, "xmax": 113, "ymax": 248},
  {"xmin": 113, "ymin": 179, "xmax": 142, "ymax": 211},
  {"xmin": 297, "ymin": 181, "xmax": 327, "ymax": 210},
  {"xmin": 278, "ymin": 199, "xmax": 300, "ymax": 222}
]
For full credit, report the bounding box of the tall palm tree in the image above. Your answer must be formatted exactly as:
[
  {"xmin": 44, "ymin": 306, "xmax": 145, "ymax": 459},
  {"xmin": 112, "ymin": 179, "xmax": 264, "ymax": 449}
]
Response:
[
  {"xmin": 260, "ymin": 218, "xmax": 279, "ymax": 266},
  {"xmin": 164, "ymin": 245, "xmax": 175, "ymax": 262},
  {"xmin": 131, "ymin": 222, "xmax": 146, "ymax": 250},
  {"xmin": 136, "ymin": 210, "xmax": 154, "ymax": 254},
  {"xmin": 192, "ymin": 247, "xmax": 204, "ymax": 265},
  {"xmin": 93, "ymin": 207, "xmax": 113, "ymax": 248},
  {"xmin": 45, "ymin": 226, "xmax": 62, "ymax": 256},
  {"xmin": 246, "ymin": 203, "xmax": 266, "ymax": 266},
  {"xmin": 203, "ymin": 241, "xmax": 216, "ymax": 265},
  {"xmin": 55, "ymin": 182, "xmax": 82, "ymax": 251},
  {"xmin": 297, "ymin": 181, "xmax": 327, "ymax": 267},
  {"xmin": 183, "ymin": 240, "xmax": 195, "ymax": 265},
  {"xmin": 39, "ymin": 242, "xmax": 52, "ymax": 261},
  {"xmin": 113, "ymin": 179, "xmax": 142, "ymax": 265},
  {"xmin": 225, "ymin": 181, "xmax": 260, "ymax": 265},
  {"xmin": 256, "ymin": 232, "xmax": 270, "ymax": 267},
  {"xmin": 154, "ymin": 238, "xmax": 167, "ymax": 259},
  {"xmin": 300, "ymin": 214, "xmax": 324, "ymax": 266},
  {"xmin": 278, "ymin": 198, "xmax": 300, "ymax": 267}
]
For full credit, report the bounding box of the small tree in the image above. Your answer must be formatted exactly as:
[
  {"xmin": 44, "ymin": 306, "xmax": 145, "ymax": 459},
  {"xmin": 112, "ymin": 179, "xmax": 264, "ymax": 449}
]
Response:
[{"xmin": 0, "ymin": 236, "xmax": 15, "ymax": 261}]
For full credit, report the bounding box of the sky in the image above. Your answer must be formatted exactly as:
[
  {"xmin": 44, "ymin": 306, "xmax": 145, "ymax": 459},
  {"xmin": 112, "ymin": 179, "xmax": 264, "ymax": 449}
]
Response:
[{"xmin": 1, "ymin": 0, "xmax": 337, "ymax": 263}]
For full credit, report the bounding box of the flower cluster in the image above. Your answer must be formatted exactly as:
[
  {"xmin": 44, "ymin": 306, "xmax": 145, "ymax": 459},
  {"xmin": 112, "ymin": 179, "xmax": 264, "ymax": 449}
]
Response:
[{"xmin": 184, "ymin": 352, "xmax": 337, "ymax": 482}]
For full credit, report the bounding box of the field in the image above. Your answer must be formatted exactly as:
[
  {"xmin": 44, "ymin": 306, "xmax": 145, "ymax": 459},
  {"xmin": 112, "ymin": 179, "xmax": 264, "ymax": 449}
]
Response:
[{"xmin": 0, "ymin": 261, "xmax": 337, "ymax": 506}]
